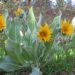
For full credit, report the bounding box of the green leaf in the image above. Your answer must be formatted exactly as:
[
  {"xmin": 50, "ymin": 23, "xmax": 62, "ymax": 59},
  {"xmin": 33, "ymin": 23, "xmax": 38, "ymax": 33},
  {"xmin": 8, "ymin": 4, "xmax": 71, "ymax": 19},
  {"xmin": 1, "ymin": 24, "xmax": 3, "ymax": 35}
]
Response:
[
  {"xmin": 29, "ymin": 7, "xmax": 36, "ymax": 24},
  {"xmin": 7, "ymin": 19, "xmax": 22, "ymax": 43},
  {"xmin": 37, "ymin": 13, "xmax": 42, "ymax": 27},
  {"xmin": 5, "ymin": 39, "xmax": 25, "ymax": 64},
  {"xmin": 52, "ymin": 16, "xmax": 61, "ymax": 30},
  {"xmin": 0, "ymin": 56, "xmax": 21, "ymax": 72},
  {"xmin": 3, "ymin": 9, "xmax": 8, "ymax": 20},
  {"xmin": 28, "ymin": 7, "xmax": 36, "ymax": 31},
  {"xmin": 0, "ymin": 47, "xmax": 6, "ymax": 59},
  {"xmin": 67, "ymin": 35, "xmax": 75, "ymax": 49}
]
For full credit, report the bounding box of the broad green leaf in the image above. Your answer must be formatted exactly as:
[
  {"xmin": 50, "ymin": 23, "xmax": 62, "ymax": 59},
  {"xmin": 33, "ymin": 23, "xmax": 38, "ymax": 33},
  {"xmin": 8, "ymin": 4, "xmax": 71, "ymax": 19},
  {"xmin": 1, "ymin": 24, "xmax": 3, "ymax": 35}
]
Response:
[
  {"xmin": 28, "ymin": 7, "xmax": 36, "ymax": 31},
  {"xmin": 52, "ymin": 16, "xmax": 61, "ymax": 30},
  {"xmin": 29, "ymin": 7, "xmax": 36, "ymax": 25},
  {"xmin": 0, "ymin": 56, "xmax": 21, "ymax": 72},
  {"xmin": 7, "ymin": 19, "xmax": 22, "ymax": 43},
  {"xmin": 5, "ymin": 39, "xmax": 25, "ymax": 64}
]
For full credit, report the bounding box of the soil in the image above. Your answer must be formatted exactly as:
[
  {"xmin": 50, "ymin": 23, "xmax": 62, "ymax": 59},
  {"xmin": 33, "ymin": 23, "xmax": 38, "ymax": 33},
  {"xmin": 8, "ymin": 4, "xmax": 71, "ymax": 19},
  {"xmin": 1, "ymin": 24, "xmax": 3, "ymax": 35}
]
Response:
[{"xmin": 55, "ymin": 72, "xmax": 68, "ymax": 75}]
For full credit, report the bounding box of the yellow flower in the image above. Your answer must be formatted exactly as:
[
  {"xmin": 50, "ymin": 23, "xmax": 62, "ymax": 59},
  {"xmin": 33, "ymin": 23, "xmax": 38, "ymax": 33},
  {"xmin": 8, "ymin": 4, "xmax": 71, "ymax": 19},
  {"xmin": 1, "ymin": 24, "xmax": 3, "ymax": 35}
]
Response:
[
  {"xmin": 0, "ymin": 14, "xmax": 6, "ymax": 31},
  {"xmin": 61, "ymin": 20, "xmax": 74, "ymax": 36},
  {"xmin": 15, "ymin": 8, "xmax": 23, "ymax": 16},
  {"xmin": 38, "ymin": 23, "xmax": 52, "ymax": 42}
]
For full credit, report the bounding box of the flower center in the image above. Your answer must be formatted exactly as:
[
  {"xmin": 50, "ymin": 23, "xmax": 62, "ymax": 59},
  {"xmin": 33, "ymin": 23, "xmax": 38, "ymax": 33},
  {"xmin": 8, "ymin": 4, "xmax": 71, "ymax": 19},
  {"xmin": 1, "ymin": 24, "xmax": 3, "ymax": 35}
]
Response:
[
  {"xmin": 40, "ymin": 31, "xmax": 47, "ymax": 37},
  {"xmin": 63, "ymin": 27, "xmax": 68, "ymax": 32}
]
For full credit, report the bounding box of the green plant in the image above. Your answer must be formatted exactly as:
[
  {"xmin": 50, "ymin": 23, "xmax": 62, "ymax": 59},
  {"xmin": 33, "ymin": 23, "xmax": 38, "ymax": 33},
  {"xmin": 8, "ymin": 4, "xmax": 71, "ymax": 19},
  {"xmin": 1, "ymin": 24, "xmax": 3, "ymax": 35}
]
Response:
[
  {"xmin": 0, "ymin": 32, "xmax": 6, "ymax": 60},
  {"xmin": 0, "ymin": 7, "xmax": 75, "ymax": 75}
]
